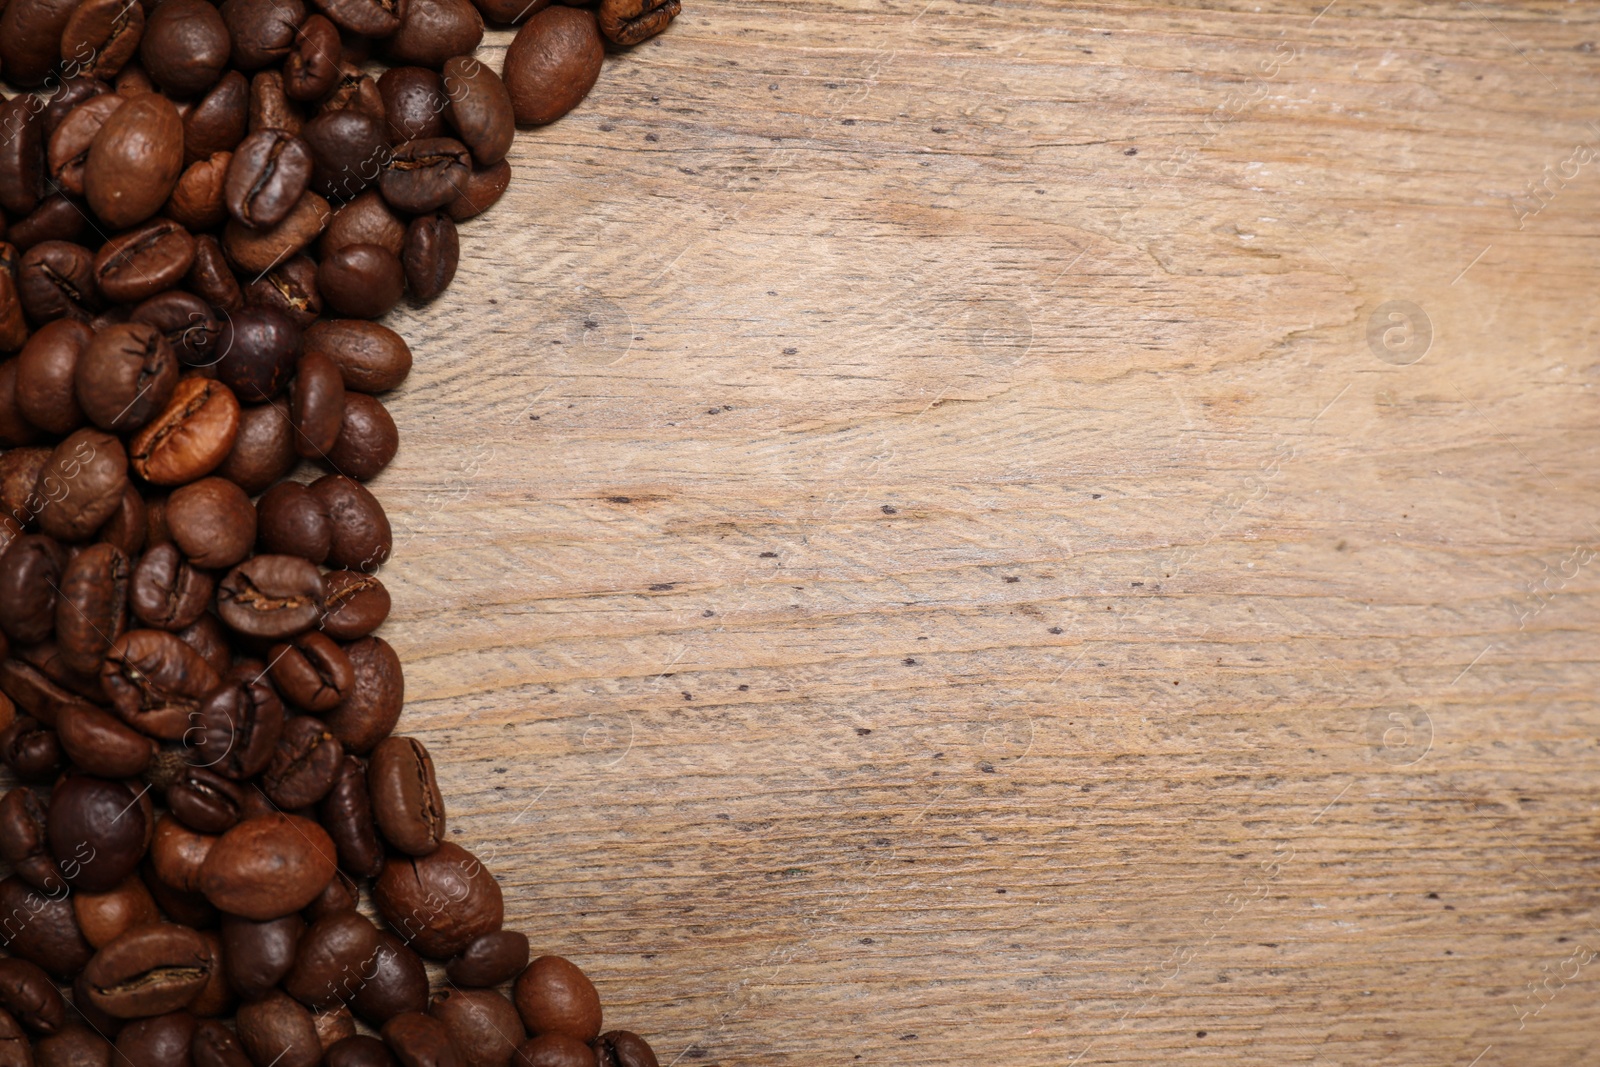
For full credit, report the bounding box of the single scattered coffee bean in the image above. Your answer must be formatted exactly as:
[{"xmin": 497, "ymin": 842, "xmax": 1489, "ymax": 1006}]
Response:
[
  {"xmin": 47, "ymin": 774, "xmax": 150, "ymax": 893},
  {"xmin": 284, "ymin": 14, "xmax": 343, "ymax": 102},
  {"xmin": 447, "ymin": 930, "xmax": 531, "ymax": 989},
  {"xmin": 73, "ymin": 874, "xmax": 163, "ymax": 950},
  {"xmin": 369, "ymin": 736, "xmax": 445, "ymax": 856},
  {"xmin": 216, "ymin": 397, "xmax": 297, "ymax": 493},
  {"xmin": 131, "ymin": 290, "xmax": 224, "ymax": 366},
  {"xmin": 322, "ymin": 634, "xmax": 403, "ymax": 753},
  {"xmin": 503, "ymin": 6, "xmax": 605, "ymax": 127},
  {"xmin": 388, "ymin": 0, "xmax": 484, "ymax": 67},
  {"xmin": 33, "ymin": 428, "xmax": 129, "ymax": 542},
  {"xmin": 381, "ymin": 1010, "xmax": 463, "ymax": 1067},
  {"xmin": 314, "ymin": 0, "xmax": 402, "ymax": 39},
  {"xmin": 186, "ymin": 674, "xmax": 284, "ymax": 780},
  {"xmin": 513, "ymin": 956, "xmax": 602, "ymax": 1043},
  {"xmin": 310, "ymin": 473, "xmax": 392, "ymax": 570},
  {"xmin": 402, "ymin": 214, "xmax": 460, "ymax": 304},
  {"xmin": 302, "ymin": 108, "xmax": 390, "ymax": 202},
  {"xmin": 167, "ymin": 766, "xmax": 247, "ymax": 836},
  {"xmin": 598, "ymin": 0, "xmax": 680, "ymax": 46},
  {"xmin": 221, "ymin": 0, "xmax": 306, "ymax": 69},
  {"xmin": 83, "ymin": 922, "xmax": 213, "ymax": 1019},
  {"xmin": 18, "ymin": 240, "xmax": 101, "ymax": 325},
  {"xmin": 0, "ymin": 533, "xmax": 66, "ymax": 644},
  {"xmin": 442, "ymin": 56, "xmax": 515, "ymax": 166},
  {"xmin": 321, "ymin": 568, "xmax": 391, "ymax": 639},
  {"xmin": 380, "ymin": 67, "xmax": 449, "ymax": 143},
  {"xmin": 184, "ymin": 70, "xmax": 250, "ymax": 165},
  {"xmin": 148, "ymin": 813, "xmax": 219, "ymax": 895},
  {"xmin": 256, "ymin": 480, "xmax": 333, "ymax": 562},
  {"xmin": 223, "ymin": 190, "xmax": 331, "ymax": 276},
  {"xmin": 305, "ymin": 319, "xmax": 412, "ymax": 393},
  {"xmin": 446, "ymin": 159, "xmax": 511, "ymax": 221},
  {"xmin": 48, "ymin": 93, "xmax": 126, "ymax": 198},
  {"xmin": 514, "ymin": 1033, "xmax": 596, "ymax": 1067}
]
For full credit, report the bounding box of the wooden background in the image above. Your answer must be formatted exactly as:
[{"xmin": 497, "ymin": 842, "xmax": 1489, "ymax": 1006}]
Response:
[{"xmin": 376, "ymin": 1, "xmax": 1600, "ymax": 1063}]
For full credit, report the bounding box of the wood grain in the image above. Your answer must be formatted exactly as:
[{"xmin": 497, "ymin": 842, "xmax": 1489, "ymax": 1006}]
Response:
[{"xmin": 375, "ymin": 2, "xmax": 1600, "ymax": 1063}]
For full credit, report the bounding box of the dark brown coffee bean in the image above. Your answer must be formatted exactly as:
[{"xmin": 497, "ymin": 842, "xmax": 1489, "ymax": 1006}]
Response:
[
  {"xmin": 0, "ymin": 445, "xmax": 49, "ymax": 526},
  {"xmin": 216, "ymin": 398, "xmax": 296, "ymax": 493},
  {"xmin": 320, "ymin": 756, "xmax": 385, "ymax": 880},
  {"xmin": 262, "ymin": 715, "xmax": 344, "ymax": 809},
  {"xmin": 140, "ymin": 0, "xmax": 231, "ymax": 97},
  {"xmin": 35, "ymin": 429, "xmax": 130, "ymax": 542},
  {"xmin": 57, "ymin": 700, "xmax": 155, "ymax": 780},
  {"xmin": 85, "ymin": 91, "xmax": 185, "ymax": 229},
  {"xmin": 60, "ymin": 0, "xmax": 145, "ymax": 80},
  {"xmin": 268, "ymin": 631, "xmax": 352, "ymax": 710},
  {"xmin": 379, "ymin": 138, "xmax": 471, "ymax": 214},
  {"xmin": 327, "ymin": 1034, "xmax": 401, "ymax": 1067},
  {"xmin": 101, "ymin": 628, "xmax": 222, "ymax": 740},
  {"xmin": 0, "ymin": 533, "xmax": 64, "ymax": 645},
  {"xmin": 284, "ymin": 909, "xmax": 379, "ymax": 1009},
  {"xmin": 8, "ymin": 195, "xmax": 92, "ymax": 255},
  {"xmin": 379, "ymin": 67, "xmax": 448, "ymax": 144},
  {"xmin": 247, "ymin": 68, "xmax": 305, "ymax": 136},
  {"xmin": 220, "ymin": 912, "xmax": 302, "ymax": 1001},
  {"xmin": 0, "ymin": 715, "xmax": 47, "ymax": 780},
  {"xmin": 244, "ymin": 255, "xmax": 324, "ymax": 329},
  {"xmin": 320, "ymin": 569, "xmax": 390, "ymax": 639},
  {"xmin": 167, "ymin": 477, "xmax": 256, "ymax": 570},
  {"xmin": 36, "ymin": 1024, "xmax": 117, "ymax": 1067},
  {"xmin": 48, "ymin": 774, "xmax": 150, "ymax": 893},
  {"xmin": 199, "ymin": 814, "xmax": 338, "ymax": 920},
  {"xmin": 513, "ymin": 957, "xmax": 600, "ymax": 1043},
  {"xmin": 167, "ymin": 766, "xmax": 246, "ymax": 835},
  {"xmin": 0, "ymin": 875, "xmax": 93, "ymax": 979},
  {"xmin": 442, "ymin": 56, "xmax": 515, "ymax": 167},
  {"xmin": 429, "ymin": 989, "xmax": 523, "ymax": 1067},
  {"xmin": 323, "ymin": 191, "xmax": 406, "ymax": 261},
  {"xmin": 185, "ymin": 674, "xmax": 284, "ymax": 779},
  {"xmin": 185, "ymin": 71, "xmax": 250, "ymax": 165},
  {"xmin": 131, "ymin": 291, "xmax": 224, "ymax": 367},
  {"xmin": 47, "ymin": 94, "xmax": 125, "ymax": 199},
  {"xmin": 0, "ymin": 952, "xmax": 65, "ymax": 1034},
  {"xmin": 319, "ymin": 244, "xmax": 405, "ymax": 321},
  {"xmin": 75, "ymin": 324, "xmax": 178, "ymax": 433},
  {"xmin": 55, "ymin": 542, "xmax": 129, "ymax": 674},
  {"xmin": 74, "ymin": 873, "xmax": 162, "ymax": 949},
  {"xmin": 223, "ymin": 190, "xmax": 331, "ymax": 276},
  {"xmin": 18, "ymin": 240, "xmax": 101, "ymax": 326},
  {"xmin": 129, "ymin": 542, "xmax": 213, "ymax": 632},
  {"xmin": 217, "ymin": 553, "xmax": 325, "ymax": 639},
  {"xmin": 306, "ymin": 320, "xmax": 412, "ymax": 393},
  {"xmin": 96, "ymin": 482, "xmax": 148, "ymax": 558},
  {"xmin": 148, "ymin": 814, "xmax": 219, "ymax": 898},
  {"xmin": 313, "ymin": 0, "xmax": 401, "ymax": 39},
  {"xmin": 0, "ymin": 0, "xmax": 82, "ymax": 87},
  {"xmin": 15, "ymin": 320, "xmax": 91, "ymax": 435},
  {"xmin": 189, "ymin": 234, "xmax": 245, "ymax": 313},
  {"xmin": 284, "ymin": 14, "xmax": 343, "ymax": 102},
  {"xmin": 0, "ymin": 272, "xmax": 29, "ymax": 359},
  {"xmin": 310, "ymin": 473, "xmax": 391, "ymax": 571},
  {"xmin": 221, "ymin": 0, "xmax": 306, "ymax": 70},
  {"xmin": 445, "ymin": 159, "xmax": 510, "ymax": 221},
  {"xmin": 315, "ymin": 1007, "xmax": 358, "ymax": 1053},
  {"xmin": 83, "ymin": 922, "xmax": 212, "ymax": 1019},
  {"xmin": 388, "ymin": 0, "xmax": 484, "ymax": 67},
  {"xmin": 289, "ymin": 349, "xmax": 346, "ymax": 459},
  {"xmin": 598, "ymin": 0, "xmax": 678, "ymax": 45},
  {"xmin": 0, "ymin": 786, "xmax": 62, "ymax": 894},
  {"xmin": 504, "ymin": 6, "xmax": 604, "ymax": 127},
  {"xmin": 0, "ymin": 656, "xmax": 97, "ymax": 730},
  {"xmin": 382, "ymin": 1011, "xmax": 463, "ymax": 1067},
  {"xmin": 237, "ymin": 992, "xmax": 322, "ymax": 1067},
  {"xmin": 342, "ymin": 931, "xmax": 419, "ymax": 1026},
  {"xmin": 322, "ymin": 633, "xmax": 400, "ymax": 754},
  {"xmin": 40, "ymin": 76, "xmax": 111, "ymax": 137},
  {"xmin": 368, "ymin": 736, "xmax": 444, "ymax": 857},
  {"xmin": 322, "ymin": 62, "xmax": 387, "ymax": 125},
  {"xmin": 302, "ymin": 109, "xmax": 390, "ymax": 204},
  {"xmin": 226, "ymin": 129, "xmax": 315, "ymax": 229},
  {"xmin": 113, "ymin": 1009, "xmax": 196, "ymax": 1067},
  {"xmin": 374, "ymin": 842, "xmax": 502, "ymax": 959},
  {"xmin": 402, "ymin": 215, "xmax": 459, "ymax": 304},
  {"xmin": 0, "ymin": 98, "xmax": 44, "ymax": 215},
  {"xmin": 473, "ymin": 0, "xmax": 548, "ymax": 25},
  {"xmin": 303, "ymin": 866, "xmax": 359, "ymax": 922},
  {"xmin": 216, "ymin": 305, "xmax": 302, "ymax": 403},
  {"xmin": 129, "ymin": 376, "xmax": 241, "ymax": 486},
  {"xmin": 445, "ymin": 930, "xmax": 529, "ymax": 989},
  {"xmin": 92, "ymin": 220, "xmax": 197, "ymax": 305},
  {"xmin": 256, "ymin": 481, "xmax": 331, "ymax": 562},
  {"xmin": 514, "ymin": 1034, "xmax": 594, "ymax": 1067},
  {"xmin": 173, "ymin": 611, "xmax": 230, "ymax": 679}
]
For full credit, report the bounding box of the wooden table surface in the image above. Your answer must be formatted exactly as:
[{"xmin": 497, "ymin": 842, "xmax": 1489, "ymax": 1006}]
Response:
[{"xmin": 379, "ymin": 2, "xmax": 1600, "ymax": 1063}]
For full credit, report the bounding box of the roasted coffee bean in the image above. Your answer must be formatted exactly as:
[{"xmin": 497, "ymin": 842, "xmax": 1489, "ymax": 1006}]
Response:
[
  {"xmin": 322, "ymin": 62, "xmax": 388, "ymax": 125},
  {"xmin": 189, "ymin": 234, "xmax": 245, "ymax": 313},
  {"xmin": 84, "ymin": 922, "xmax": 212, "ymax": 1019},
  {"xmin": 322, "ymin": 634, "xmax": 401, "ymax": 753},
  {"xmin": 167, "ymin": 476, "xmax": 256, "ymax": 570},
  {"xmin": 262, "ymin": 715, "xmax": 343, "ymax": 809},
  {"xmin": 442, "ymin": 56, "xmax": 515, "ymax": 168},
  {"xmin": 323, "ymin": 192, "xmax": 407, "ymax": 261},
  {"xmin": 60, "ymin": 0, "xmax": 146, "ymax": 80},
  {"xmin": 402, "ymin": 215, "xmax": 459, "ymax": 304},
  {"xmin": 184, "ymin": 675, "xmax": 283, "ymax": 779},
  {"xmin": 284, "ymin": 15, "xmax": 343, "ymax": 102},
  {"xmin": 0, "ymin": 875, "xmax": 94, "ymax": 979},
  {"xmin": 429, "ymin": 988, "xmax": 524, "ymax": 1067},
  {"xmin": 0, "ymin": 656, "xmax": 97, "ymax": 730},
  {"xmin": 217, "ymin": 553, "xmax": 324, "ymax": 639},
  {"xmin": 245, "ymin": 255, "xmax": 324, "ymax": 328},
  {"xmin": 237, "ymin": 992, "xmax": 321, "ymax": 1067},
  {"xmin": 33, "ymin": 428, "xmax": 129, "ymax": 542},
  {"xmin": 147, "ymin": 815, "xmax": 216, "ymax": 897},
  {"xmin": 57, "ymin": 701, "xmax": 155, "ymax": 778},
  {"xmin": 388, "ymin": 0, "xmax": 484, "ymax": 67},
  {"xmin": 503, "ymin": 7, "xmax": 605, "ymax": 127},
  {"xmin": 1, "ymin": 0, "xmax": 82, "ymax": 86},
  {"xmin": 35, "ymin": 1025, "xmax": 117, "ymax": 1067},
  {"xmin": 47, "ymin": 774, "xmax": 150, "ymax": 893},
  {"xmin": 0, "ymin": 954, "xmax": 64, "ymax": 1035},
  {"xmin": 15, "ymin": 319, "xmax": 90, "ymax": 435},
  {"xmin": 166, "ymin": 766, "xmax": 244, "ymax": 837},
  {"xmin": 91, "ymin": 221, "xmax": 196, "ymax": 306},
  {"xmin": 514, "ymin": 1034, "xmax": 595, "ymax": 1067},
  {"xmin": 8, "ymin": 196, "xmax": 92, "ymax": 253},
  {"xmin": 113, "ymin": 1009, "xmax": 197, "ymax": 1067},
  {"xmin": 0, "ymin": 786, "xmax": 62, "ymax": 894},
  {"xmin": 216, "ymin": 305, "xmax": 301, "ymax": 402},
  {"xmin": 368, "ymin": 736, "xmax": 444, "ymax": 857},
  {"xmin": 18, "ymin": 240, "xmax": 101, "ymax": 325},
  {"xmin": 0, "ymin": 279, "xmax": 29, "ymax": 360},
  {"xmin": 39, "ymin": 77, "xmax": 111, "ymax": 138},
  {"xmin": 253, "ymin": 483, "xmax": 328, "ymax": 564},
  {"xmin": 173, "ymin": 612, "xmax": 230, "ymax": 679},
  {"xmin": 446, "ymin": 930, "xmax": 530, "ymax": 989},
  {"xmin": 97, "ymin": 482, "xmax": 148, "ymax": 557},
  {"xmin": 473, "ymin": 0, "xmax": 547, "ymax": 24},
  {"xmin": 302, "ymin": 109, "xmax": 390, "ymax": 203},
  {"xmin": 223, "ymin": 190, "xmax": 331, "ymax": 276},
  {"xmin": 75, "ymin": 324, "xmax": 178, "ymax": 433},
  {"xmin": 374, "ymin": 842, "xmax": 502, "ymax": 959},
  {"xmin": 445, "ymin": 159, "xmax": 511, "ymax": 222},
  {"xmin": 319, "ymin": 756, "xmax": 384, "ymax": 879},
  {"xmin": 198, "ymin": 813, "xmax": 337, "ymax": 920},
  {"xmin": 0, "ymin": 98, "xmax": 44, "ymax": 216},
  {"xmin": 47, "ymin": 95, "xmax": 125, "ymax": 199},
  {"xmin": 319, "ymin": 244, "xmax": 405, "ymax": 321},
  {"xmin": 379, "ymin": 67, "xmax": 449, "ymax": 144},
  {"xmin": 304, "ymin": 866, "xmax": 360, "ymax": 921},
  {"xmin": 192, "ymin": 1018, "xmax": 255, "ymax": 1067},
  {"xmin": 221, "ymin": 0, "xmax": 306, "ymax": 70},
  {"xmin": 0, "ymin": 446, "xmax": 50, "ymax": 525},
  {"xmin": 101, "ymin": 628, "xmax": 222, "ymax": 739},
  {"xmin": 0, "ymin": 534, "xmax": 65, "ymax": 644},
  {"xmin": 131, "ymin": 291, "xmax": 224, "ymax": 367},
  {"xmin": 216, "ymin": 398, "xmax": 296, "ymax": 493},
  {"xmin": 320, "ymin": 569, "xmax": 390, "ymax": 640},
  {"xmin": 220, "ymin": 912, "xmax": 303, "ymax": 1002},
  {"xmin": 305, "ymin": 320, "xmax": 412, "ymax": 393},
  {"xmin": 140, "ymin": 0, "xmax": 231, "ymax": 97},
  {"xmin": 288, "ymin": 349, "xmax": 345, "ymax": 460},
  {"xmin": 184, "ymin": 71, "xmax": 250, "ymax": 165},
  {"xmin": 597, "ymin": 1028, "xmax": 660, "ymax": 1066},
  {"xmin": 599, "ymin": 0, "xmax": 679, "ymax": 45},
  {"xmin": 74, "ymin": 874, "xmax": 163, "ymax": 949},
  {"xmin": 247, "ymin": 69, "xmax": 306, "ymax": 137},
  {"xmin": 132, "ymin": 376, "xmax": 240, "ymax": 486},
  {"xmin": 315, "ymin": 1005, "xmax": 358, "ymax": 1050},
  {"xmin": 0, "ymin": 715, "xmax": 48, "ymax": 780},
  {"xmin": 283, "ymin": 908, "xmax": 380, "ymax": 1008},
  {"xmin": 327, "ymin": 1034, "xmax": 401, "ymax": 1067},
  {"xmin": 310, "ymin": 474, "xmax": 391, "ymax": 571},
  {"xmin": 269, "ymin": 631, "xmax": 352, "ymax": 710},
  {"xmin": 129, "ymin": 542, "xmax": 214, "ymax": 632},
  {"xmin": 314, "ymin": 0, "xmax": 402, "ymax": 39},
  {"xmin": 381, "ymin": 1011, "xmax": 462, "ymax": 1067},
  {"xmin": 226, "ymin": 129, "xmax": 315, "ymax": 229},
  {"xmin": 514, "ymin": 957, "xmax": 600, "ymax": 1044},
  {"xmin": 85, "ymin": 92, "xmax": 185, "ymax": 230},
  {"xmin": 379, "ymin": 138, "xmax": 471, "ymax": 215}
]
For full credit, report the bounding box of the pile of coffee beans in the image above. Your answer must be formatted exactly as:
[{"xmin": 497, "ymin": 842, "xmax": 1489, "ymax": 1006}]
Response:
[{"xmin": 0, "ymin": 0, "xmax": 682, "ymax": 1062}]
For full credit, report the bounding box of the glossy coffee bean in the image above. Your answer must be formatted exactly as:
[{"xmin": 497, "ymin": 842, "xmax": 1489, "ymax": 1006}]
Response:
[
  {"xmin": 35, "ymin": 1025, "xmax": 117, "ymax": 1067},
  {"xmin": 92, "ymin": 220, "xmax": 197, "ymax": 305},
  {"xmin": 323, "ymin": 192, "xmax": 407, "ymax": 262},
  {"xmin": 18, "ymin": 240, "xmax": 101, "ymax": 325},
  {"xmin": 381, "ymin": 1011, "xmax": 463, "ymax": 1067},
  {"xmin": 379, "ymin": 67, "xmax": 448, "ymax": 143},
  {"xmin": 216, "ymin": 305, "xmax": 301, "ymax": 403},
  {"xmin": 429, "ymin": 988, "xmax": 524, "ymax": 1067},
  {"xmin": 503, "ymin": 7, "xmax": 604, "ymax": 127},
  {"xmin": 598, "ymin": 0, "xmax": 679, "ymax": 46},
  {"xmin": 513, "ymin": 1034, "xmax": 595, "ymax": 1067},
  {"xmin": 226, "ymin": 129, "xmax": 315, "ymax": 229},
  {"xmin": 184, "ymin": 71, "xmax": 250, "ymax": 165},
  {"xmin": 0, "ymin": 0, "xmax": 82, "ymax": 88},
  {"xmin": 129, "ymin": 377, "xmax": 241, "ymax": 486},
  {"xmin": 167, "ymin": 766, "xmax": 247, "ymax": 835},
  {"xmin": 320, "ymin": 568, "xmax": 390, "ymax": 639},
  {"xmin": 101, "ymin": 628, "xmax": 222, "ymax": 740},
  {"xmin": 216, "ymin": 398, "xmax": 297, "ymax": 493},
  {"xmin": 302, "ymin": 103, "xmax": 390, "ymax": 203},
  {"xmin": 322, "ymin": 634, "xmax": 402, "ymax": 754},
  {"xmin": 74, "ymin": 874, "xmax": 163, "ymax": 951},
  {"xmin": 129, "ymin": 542, "xmax": 214, "ymax": 632},
  {"xmin": 140, "ymin": 0, "xmax": 231, "ymax": 97},
  {"xmin": 289, "ymin": 349, "xmax": 346, "ymax": 459},
  {"xmin": 83, "ymin": 923, "xmax": 213, "ymax": 1019},
  {"xmin": 47, "ymin": 773, "xmax": 150, "ymax": 893},
  {"xmin": 0, "ymin": 874, "xmax": 94, "ymax": 978},
  {"xmin": 59, "ymin": 0, "xmax": 141, "ymax": 81},
  {"xmin": 320, "ymin": 756, "xmax": 384, "ymax": 879},
  {"xmin": 320, "ymin": 244, "xmax": 405, "ymax": 320},
  {"xmin": 200, "ymin": 814, "xmax": 337, "ymax": 920},
  {"xmin": 0, "ymin": 98, "xmax": 45, "ymax": 215},
  {"xmin": 34, "ymin": 429, "xmax": 129, "ymax": 542},
  {"xmin": 369, "ymin": 736, "xmax": 445, "ymax": 857},
  {"xmin": 403, "ymin": 215, "xmax": 459, "ymax": 303},
  {"xmin": 387, "ymin": 0, "xmax": 484, "ymax": 67},
  {"xmin": 315, "ymin": 1003, "xmax": 358, "ymax": 1049},
  {"xmin": 244, "ymin": 255, "xmax": 324, "ymax": 329},
  {"xmin": 447, "ymin": 159, "xmax": 511, "ymax": 221},
  {"xmin": 0, "ymin": 714, "xmax": 54, "ymax": 781},
  {"xmin": 221, "ymin": 0, "xmax": 306, "ymax": 70},
  {"xmin": 57, "ymin": 702, "xmax": 156, "ymax": 779},
  {"xmin": 131, "ymin": 291, "xmax": 224, "ymax": 367},
  {"xmin": 262, "ymin": 715, "xmax": 344, "ymax": 809},
  {"xmin": 374, "ymin": 841, "xmax": 502, "ymax": 959},
  {"xmin": 75, "ymin": 324, "xmax": 178, "ymax": 433},
  {"xmin": 0, "ymin": 956, "xmax": 66, "ymax": 1033},
  {"xmin": 148, "ymin": 814, "xmax": 217, "ymax": 897},
  {"xmin": 442, "ymin": 56, "xmax": 515, "ymax": 167},
  {"xmin": 14, "ymin": 316, "xmax": 91, "ymax": 436},
  {"xmin": 0, "ymin": 534, "xmax": 65, "ymax": 644},
  {"xmin": 379, "ymin": 138, "xmax": 471, "ymax": 215},
  {"xmin": 0, "ymin": 786, "xmax": 60, "ymax": 893},
  {"xmin": 446, "ymin": 930, "xmax": 530, "ymax": 989},
  {"xmin": 236, "ymin": 991, "xmax": 321, "ymax": 1067},
  {"xmin": 247, "ymin": 68, "xmax": 306, "ymax": 136},
  {"xmin": 114, "ymin": 1009, "xmax": 197, "ymax": 1067},
  {"xmin": 53, "ymin": 543, "xmax": 129, "ymax": 670},
  {"xmin": 220, "ymin": 912, "xmax": 303, "ymax": 1002},
  {"xmin": 217, "ymin": 553, "xmax": 325, "ymax": 639},
  {"xmin": 185, "ymin": 675, "xmax": 284, "ymax": 780},
  {"xmin": 166, "ymin": 476, "xmax": 256, "ymax": 570},
  {"xmin": 0, "ymin": 445, "xmax": 50, "ymax": 525},
  {"xmin": 189, "ymin": 234, "xmax": 245, "ymax": 313},
  {"xmin": 223, "ymin": 190, "xmax": 331, "ymax": 276},
  {"xmin": 85, "ymin": 92, "xmax": 185, "ymax": 229},
  {"xmin": 268, "ymin": 631, "xmax": 352, "ymax": 711},
  {"xmin": 48, "ymin": 94, "xmax": 126, "ymax": 198},
  {"xmin": 310, "ymin": 474, "xmax": 391, "ymax": 571},
  {"xmin": 256, "ymin": 481, "xmax": 331, "ymax": 562},
  {"xmin": 513, "ymin": 957, "xmax": 601, "ymax": 1043},
  {"xmin": 327, "ymin": 1034, "xmax": 402, "ymax": 1067},
  {"xmin": 314, "ymin": 0, "xmax": 402, "ymax": 38},
  {"xmin": 284, "ymin": 15, "xmax": 342, "ymax": 102},
  {"xmin": 283, "ymin": 908, "xmax": 380, "ymax": 1009},
  {"xmin": 306, "ymin": 320, "xmax": 412, "ymax": 393}
]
